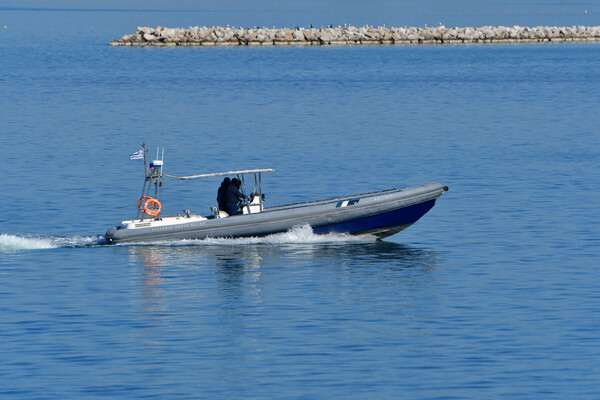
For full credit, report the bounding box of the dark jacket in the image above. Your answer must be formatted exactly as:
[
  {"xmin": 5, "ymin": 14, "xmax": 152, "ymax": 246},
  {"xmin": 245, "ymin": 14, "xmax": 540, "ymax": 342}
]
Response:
[
  {"xmin": 225, "ymin": 183, "xmax": 245, "ymax": 207},
  {"xmin": 217, "ymin": 182, "xmax": 229, "ymax": 210}
]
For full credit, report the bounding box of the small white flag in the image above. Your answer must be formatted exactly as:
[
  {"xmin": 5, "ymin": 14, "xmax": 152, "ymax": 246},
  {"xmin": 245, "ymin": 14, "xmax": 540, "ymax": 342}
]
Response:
[{"xmin": 129, "ymin": 149, "xmax": 144, "ymax": 160}]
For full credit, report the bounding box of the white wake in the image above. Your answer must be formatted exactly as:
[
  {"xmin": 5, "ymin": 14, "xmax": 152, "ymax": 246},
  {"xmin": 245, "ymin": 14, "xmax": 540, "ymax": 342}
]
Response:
[
  {"xmin": 1, "ymin": 225, "xmax": 376, "ymax": 251},
  {"xmin": 0, "ymin": 234, "xmax": 103, "ymax": 252},
  {"xmin": 120, "ymin": 225, "xmax": 377, "ymax": 246}
]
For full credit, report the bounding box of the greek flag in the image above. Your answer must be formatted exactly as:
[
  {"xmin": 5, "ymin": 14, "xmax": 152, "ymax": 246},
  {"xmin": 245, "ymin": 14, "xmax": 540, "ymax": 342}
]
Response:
[{"xmin": 129, "ymin": 149, "xmax": 144, "ymax": 160}]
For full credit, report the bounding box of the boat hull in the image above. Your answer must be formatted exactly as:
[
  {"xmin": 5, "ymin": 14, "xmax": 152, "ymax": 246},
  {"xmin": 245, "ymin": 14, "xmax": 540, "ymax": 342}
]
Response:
[
  {"xmin": 104, "ymin": 183, "xmax": 447, "ymax": 244},
  {"xmin": 312, "ymin": 199, "xmax": 436, "ymax": 238}
]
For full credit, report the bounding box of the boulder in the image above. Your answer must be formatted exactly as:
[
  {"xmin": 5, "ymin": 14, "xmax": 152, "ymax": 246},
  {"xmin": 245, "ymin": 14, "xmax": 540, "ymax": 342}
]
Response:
[
  {"xmin": 162, "ymin": 28, "xmax": 176, "ymax": 39},
  {"xmin": 138, "ymin": 26, "xmax": 154, "ymax": 35},
  {"xmin": 292, "ymin": 30, "xmax": 305, "ymax": 41},
  {"xmin": 443, "ymin": 29, "xmax": 458, "ymax": 40},
  {"xmin": 472, "ymin": 30, "xmax": 483, "ymax": 40}
]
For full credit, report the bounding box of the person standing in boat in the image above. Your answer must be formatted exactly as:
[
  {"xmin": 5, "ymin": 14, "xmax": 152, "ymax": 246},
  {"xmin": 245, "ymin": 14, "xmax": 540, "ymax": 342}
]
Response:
[
  {"xmin": 225, "ymin": 178, "xmax": 247, "ymax": 215},
  {"xmin": 217, "ymin": 177, "xmax": 230, "ymax": 211}
]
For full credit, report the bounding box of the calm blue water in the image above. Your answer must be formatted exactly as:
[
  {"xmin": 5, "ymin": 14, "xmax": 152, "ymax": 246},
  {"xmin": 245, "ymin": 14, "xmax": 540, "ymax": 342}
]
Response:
[{"xmin": 1, "ymin": 7, "xmax": 600, "ymax": 399}]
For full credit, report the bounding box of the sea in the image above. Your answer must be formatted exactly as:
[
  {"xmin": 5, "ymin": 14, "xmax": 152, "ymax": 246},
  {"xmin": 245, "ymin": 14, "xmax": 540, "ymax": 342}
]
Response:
[{"xmin": 1, "ymin": 5, "xmax": 599, "ymax": 399}]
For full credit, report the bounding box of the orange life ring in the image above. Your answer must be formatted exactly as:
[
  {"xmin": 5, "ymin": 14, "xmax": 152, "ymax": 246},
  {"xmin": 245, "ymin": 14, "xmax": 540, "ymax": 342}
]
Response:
[
  {"xmin": 143, "ymin": 198, "xmax": 161, "ymax": 216},
  {"xmin": 138, "ymin": 196, "xmax": 151, "ymax": 211}
]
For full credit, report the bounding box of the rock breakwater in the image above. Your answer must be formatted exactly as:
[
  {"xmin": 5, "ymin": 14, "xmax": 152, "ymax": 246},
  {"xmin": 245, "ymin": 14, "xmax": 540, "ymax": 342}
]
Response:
[{"xmin": 110, "ymin": 25, "xmax": 600, "ymax": 47}]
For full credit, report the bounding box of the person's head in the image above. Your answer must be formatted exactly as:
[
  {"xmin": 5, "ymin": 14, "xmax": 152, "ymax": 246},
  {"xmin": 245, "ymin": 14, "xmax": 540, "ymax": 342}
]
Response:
[
  {"xmin": 222, "ymin": 177, "xmax": 230, "ymax": 186},
  {"xmin": 232, "ymin": 178, "xmax": 240, "ymax": 187}
]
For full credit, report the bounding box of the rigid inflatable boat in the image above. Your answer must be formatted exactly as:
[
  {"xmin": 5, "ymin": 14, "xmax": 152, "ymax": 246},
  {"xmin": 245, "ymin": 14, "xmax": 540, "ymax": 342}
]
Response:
[{"xmin": 104, "ymin": 146, "xmax": 448, "ymax": 244}]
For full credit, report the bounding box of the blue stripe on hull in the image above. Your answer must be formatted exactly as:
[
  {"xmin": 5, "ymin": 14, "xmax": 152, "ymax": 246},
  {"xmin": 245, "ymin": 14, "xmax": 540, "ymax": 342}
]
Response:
[{"xmin": 312, "ymin": 199, "xmax": 437, "ymax": 236}]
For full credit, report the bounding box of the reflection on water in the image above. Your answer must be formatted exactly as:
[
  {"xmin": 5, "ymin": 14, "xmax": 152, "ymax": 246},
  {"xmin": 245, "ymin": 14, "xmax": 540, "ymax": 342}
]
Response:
[
  {"xmin": 125, "ymin": 246, "xmax": 167, "ymax": 349},
  {"xmin": 123, "ymin": 241, "xmax": 439, "ymax": 273},
  {"xmin": 213, "ymin": 246, "xmax": 265, "ymax": 302},
  {"xmin": 118, "ymin": 241, "xmax": 441, "ymax": 368},
  {"xmin": 135, "ymin": 247, "xmax": 165, "ymax": 314},
  {"xmin": 120, "ymin": 240, "xmax": 440, "ymax": 351},
  {"xmin": 122, "ymin": 240, "xmax": 440, "ymax": 293}
]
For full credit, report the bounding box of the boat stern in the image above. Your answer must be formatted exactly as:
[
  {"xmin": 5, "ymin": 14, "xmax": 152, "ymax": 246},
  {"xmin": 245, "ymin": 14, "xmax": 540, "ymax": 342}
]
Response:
[{"xmin": 104, "ymin": 226, "xmax": 119, "ymax": 244}]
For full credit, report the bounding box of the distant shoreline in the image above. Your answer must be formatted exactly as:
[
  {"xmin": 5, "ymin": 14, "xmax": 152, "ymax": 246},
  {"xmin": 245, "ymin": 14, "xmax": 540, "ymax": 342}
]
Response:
[{"xmin": 110, "ymin": 25, "xmax": 600, "ymax": 47}]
